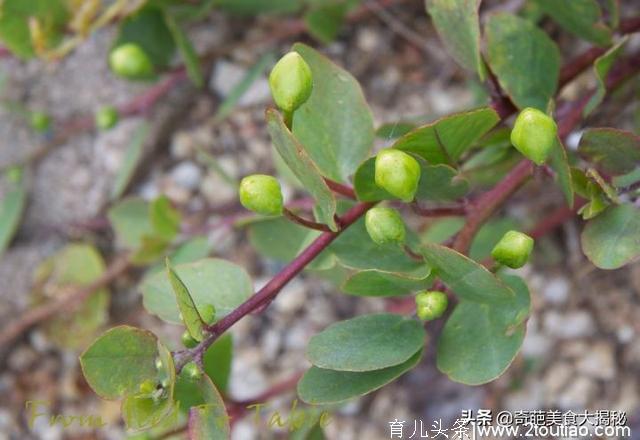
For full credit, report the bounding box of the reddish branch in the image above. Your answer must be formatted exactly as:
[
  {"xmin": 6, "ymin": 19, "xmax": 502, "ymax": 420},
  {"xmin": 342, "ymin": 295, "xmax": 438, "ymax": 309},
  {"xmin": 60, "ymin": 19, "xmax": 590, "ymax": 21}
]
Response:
[
  {"xmin": 173, "ymin": 201, "xmax": 375, "ymax": 370},
  {"xmin": 0, "ymin": 253, "xmax": 131, "ymax": 347},
  {"xmin": 283, "ymin": 208, "xmax": 333, "ymax": 232}
]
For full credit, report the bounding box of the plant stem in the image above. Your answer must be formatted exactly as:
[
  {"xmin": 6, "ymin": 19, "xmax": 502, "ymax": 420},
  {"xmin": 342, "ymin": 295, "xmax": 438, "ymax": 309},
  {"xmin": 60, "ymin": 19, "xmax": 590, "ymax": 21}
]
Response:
[
  {"xmin": 410, "ymin": 202, "xmax": 467, "ymax": 217},
  {"xmin": 0, "ymin": 253, "xmax": 131, "ymax": 347},
  {"xmin": 324, "ymin": 178, "xmax": 357, "ymax": 199},
  {"xmin": 174, "ymin": 201, "xmax": 375, "ymax": 371},
  {"xmin": 283, "ymin": 207, "xmax": 332, "ymax": 232}
]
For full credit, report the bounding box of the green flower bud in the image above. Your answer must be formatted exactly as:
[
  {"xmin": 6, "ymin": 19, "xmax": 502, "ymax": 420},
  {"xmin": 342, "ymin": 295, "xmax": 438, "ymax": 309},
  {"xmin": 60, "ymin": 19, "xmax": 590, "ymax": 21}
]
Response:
[
  {"xmin": 199, "ymin": 303, "xmax": 216, "ymax": 325},
  {"xmin": 109, "ymin": 43, "xmax": 155, "ymax": 80},
  {"xmin": 510, "ymin": 107, "xmax": 557, "ymax": 165},
  {"xmin": 181, "ymin": 330, "xmax": 198, "ymax": 348},
  {"xmin": 415, "ymin": 291, "xmax": 448, "ymax": 321},
  {"xmin": 138, "ymin": 379, "xmax": 156, "ymax": 395},
  {"xmin": 269, "ymin": 51, "xmax": 313, "ymax": 114},
  {"xmin": 239, "ymin": 174, "xmax": 284, "ymax": 216},
  {"xmin": 365, "ymin": 207, "xmax": 405, "ymax": 245},
  {"xmin": 95, "ymin": 106, "xmax": 119, "ymax": 130},
  {"xmin": 30, "ymin": 111, "xmax": 51, "ymax": 133},
  {"xmin": 183, "ymin": 362, "xmax": 202, "ymax": 381},
  {"xmin": 491, "ymin": 230, "xmax": 534, "ymax": 269},
  {"xmin": 374, "ymin": 149, "xmax": 421, "ymax": 202}
]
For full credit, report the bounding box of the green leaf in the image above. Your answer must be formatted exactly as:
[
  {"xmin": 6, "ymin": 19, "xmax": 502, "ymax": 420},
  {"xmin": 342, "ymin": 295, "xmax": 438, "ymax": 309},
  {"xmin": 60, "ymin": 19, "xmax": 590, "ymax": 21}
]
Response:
[
  {"xmin": 0, "ymin": 171, "xmax": 27, "ymax": 257},
  {"xmin": 330, "ymin": 217, "xmax": 424, "ymax": 273},
  {"xmin": 122, "ymin": 342, "xmax": 176, "ymax": 431},
  {"xmin": 141, "ymin": 258, "xmax": 252, "ymax": 324},
  {"xmin": 188, "ymin": 403, "xmax": 230, "ymax": 440},
  {"xmin": 421, "ymin": 243, "xmax": 516, "ymax": 304},
  {"xmin": 485, "ymin": 13, "xmax": 560, "ymax": 110},
  {"xmin": 341, "ymin": 267, "xmax": 431, "ymax": 297},
  {"xmin": 535, "ymin": 0, "xmax": 611, "ymax": 46},
  {"xmin": 80, "ymin": 326, "xmax": 160, "ymax": 400},
  {"xmin": 415, "ymin": 163, "xmax": 469, "ymax": 202},
  {"xmin": 213, "ymin": 0, "xmax": 304, "ymax": 15},
  {"xmin": 247, "ymin": 216, "xmax": 335, "ymax": 270},
  {"xmin": 163, "ymin": 12, "xmax": 203, "ymax": 87},
  {"xmin": 584, "ymin": 37, "xmax": 627, "ymax": 116},
  {"xmin": 174, "ymin": 366, "xmax": 227, "ymax": 424},
  {"xmin": 0, "ymin": 0, "xmax": 68, "ymax": 58},
  {"xmin": 578, "ymin": 128, "xmax": 640, "ymax": 175},
  {"xmin": 306, "ymin": 313, "xmax": 426, "ymax": 371},
  {"xmin": 176, "ymin": 367, "xmax": 230, "ymax": 438},
  {"xmin": 114, "ymin": 7, "xmax": 176, "ymax": 68},
  {"xmin": 437, "ymin": 274, "xmax": 530, "ymax": 385},
  {"xmin": 581, "ymin": 204, "xmax": 640, "ymax": 269},
  {"xmin": 108, "ymin": 197, "xmax": 152, "ymax": 249},
  {"xmin": 297, "ymin": 349, "xmax": 422, "ymax": 404},
  {"xmin": 354, "ymin": 158, "xmax": 468, "ymax": 202},
  {"xmin": 426, "ymin": 0, "xmax": 484, "ymax": 79},
  {"xmin": 203, "ymin": 333, "xmax": 233, "ymax": 394},
  {"xmin": 613, "ymin": 167, "xmax": 640, "ymax": 189},
  {"xmin": 36, "ymin": 244, "xmax": 109, "ymax": 349},
  {"xmin": 111, "ymin": 123, "xmax": 149, "ymax": 200},
  {"xmin": 392, "ymin": 107, "xmax": 500, "ymax": 164},
  {"xmin": 150, "ymin": 195, "xmax": 181, "ymax": 242},
  {"xmin": 376, "ymin": 122, "xmax": 417, "ymax": 140},
  {"xmin": 304, "ymin": 2, "xmax": 351, "ymax": 43},
  {"xmin": 292, "ymin": 43, "xmax": 375, "ymax": 183},
  {"xmin": 166, "ymin": 259, "xmax": 205, "ymax": 341},
  {"xmin": 266, "ymin": 109, "xmax": 337, "ymax": 231},
  {"xmin": 549, "ymin": 137, "xmax": 575, "ymax": 207}
]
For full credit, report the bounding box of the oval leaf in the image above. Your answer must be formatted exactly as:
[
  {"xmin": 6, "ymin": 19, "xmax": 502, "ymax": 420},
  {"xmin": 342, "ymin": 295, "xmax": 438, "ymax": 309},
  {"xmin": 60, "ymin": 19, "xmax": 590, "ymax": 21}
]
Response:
[
  {"xmin": 297, "ymin": 349, "xmax": 422, "ymax": 404},
  {"xmin": 267, "ymin": 109, "xmax": 337, "ymax": 231},
  {"xmin": 578, "ymin": 128, "xmax": 640, "ymax": 175},
  {"xmin": 142, "ymin": 258, "xmax": 252, "ymax": 324},
  {"xmin": 436, "ymin": 274, "xmax": 530, "ymax": 385},
  {"xmin": 80, "ymin": 326, "xmax": 159, "ymax": 400},
  {"xmin": 426, "ymin": 0, "xmax": 484, "ymax": 79},
  {"xmin": 307, "ymin": 313, "xmax": 426, "ymax": 371},
  {"xmin": 486, "ymin": 13, "xmax": 560, "ymax": 110},
  {"xmin": 581, "ymin": 204, "xmax": 640, "ymax": 269},
  {"xmin": 292, "ymin": 43, "xmax": 375, "ymax": 182},
  {"xmin": 393, "ymin": 107, "xmax": 500, "ymax": 164},
  {"xmin": 341, "ymin": 268, "xmax": 431, "ymax": 297},
  {"xmin": 421, "ymin": 243, "xmax": 515, "ymax": 304},
  {"xmin": 166, "ymin": 259, "xmax": 204, "ymax": 341}
]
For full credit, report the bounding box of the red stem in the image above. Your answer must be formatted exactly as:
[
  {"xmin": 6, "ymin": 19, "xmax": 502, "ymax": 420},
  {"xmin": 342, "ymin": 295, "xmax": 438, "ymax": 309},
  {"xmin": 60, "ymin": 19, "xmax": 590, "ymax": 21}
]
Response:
[
  {"xmin": 283, "ymin": 208, "xmax": 332, "ymax": 232},
  {"xmin": 174, "ymin": 201, "xmax": 375, "ymax": 370},
  {"xmin": 324, "ymin": 178, "xmax": 357, "ymax": 199}
]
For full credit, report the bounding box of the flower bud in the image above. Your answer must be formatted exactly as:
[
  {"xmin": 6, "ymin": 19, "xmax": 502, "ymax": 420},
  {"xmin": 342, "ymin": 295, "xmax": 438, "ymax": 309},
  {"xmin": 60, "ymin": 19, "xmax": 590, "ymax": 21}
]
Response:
[
  {"xmin": 374, "ymin": 149, "xmax": 421, "ymax": 202},
  {"xmin": 30, "ymin": 111, "xmax": 51, "ymax": 133},
  {"xmin": 183, "ymin": 362, "xmax": 202, "ymax": 381},
  {"xmin": 491, "ymin": 230, "xmax": 534, "ymax": 269},
  {"xmin": 239, "ymin": 174, "xmax": 284, "ymax": 216},
  {"xmin": 109, "ymin": 43, "xmax": 155, "ymax": 80},
  {"xmin": 181, "ymin": 330, "xmax": 198, "ymax": 348},
  {"xmin": 268, "ymin": 52, "xmax": 313, "ymax": 114},
  {"xmin": 95, "ymin": 106, "xmax": 119, "ymax": 130},
  {"xmin": 365, "ymin": 207, "xmax": 406, "ymax": 245},
  {"xmin": 415, "ymin": 291, "xmax": 448, "ymax": 321},
  {"xmin": 138, "ymin": 380, "xmax": 156, "ymax": 395},
  {"xmin": 510, "ymin": 108, "xmax": 557, "ymax": 165},
  {"xmin": 199, "ymin": 303, "xmax": 216, "ymax": 325}
]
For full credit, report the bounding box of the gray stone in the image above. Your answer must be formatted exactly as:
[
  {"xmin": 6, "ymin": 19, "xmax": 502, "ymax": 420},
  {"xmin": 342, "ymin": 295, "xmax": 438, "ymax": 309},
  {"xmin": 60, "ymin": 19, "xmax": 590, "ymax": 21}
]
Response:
[
  {"xmin": 576, "ymin": 341, "xmax": 616, "ymax": 380},
  {"xmin": 544, "ymin": 311, "xmax": 596, "ymax": 339},
  {"xmin": 210, "ymin": 61, "xmax": 271, "ymax": 107},
  {"xmin": 169, "ymin": 161, "xmax": 203, "ymax": 191}
]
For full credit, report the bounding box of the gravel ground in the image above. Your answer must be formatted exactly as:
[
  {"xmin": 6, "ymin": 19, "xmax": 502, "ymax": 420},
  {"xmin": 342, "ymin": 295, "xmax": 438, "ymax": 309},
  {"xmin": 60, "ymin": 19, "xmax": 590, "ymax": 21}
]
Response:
[{"xmin": 1, "ymin": 2, "xmax": 640, "ymax": 439}]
